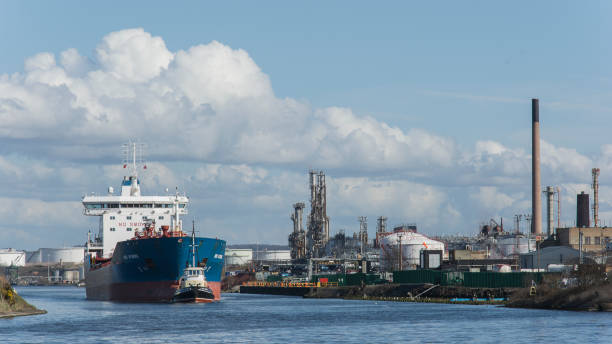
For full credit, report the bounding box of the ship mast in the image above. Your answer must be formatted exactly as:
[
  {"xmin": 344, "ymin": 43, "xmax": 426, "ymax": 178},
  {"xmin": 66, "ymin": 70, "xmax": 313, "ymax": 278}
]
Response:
[
  {"xmin": 191, "ymin": 220, "xmax": 196, "ymax": 268},
  {"xmin": 122, "ymin": 140, "xmax": 144, "ymax": 178},
  {"xmin": 173, "ymin": 188, "xmax": 181, "ymax": 233}
]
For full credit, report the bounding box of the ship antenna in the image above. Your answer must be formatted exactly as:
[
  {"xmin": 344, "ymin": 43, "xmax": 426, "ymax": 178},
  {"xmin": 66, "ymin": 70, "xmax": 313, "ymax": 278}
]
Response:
[
  {"xmin": 131, "ymin": 141, "xmax": 136, "ymax": 175},
  {"xmin": 192, "ymin": 220, "xmax": 196, "ymax": 268},
  {"xmin": 122, "ymin": 140, "xmax": 146, "ymax": 177}
]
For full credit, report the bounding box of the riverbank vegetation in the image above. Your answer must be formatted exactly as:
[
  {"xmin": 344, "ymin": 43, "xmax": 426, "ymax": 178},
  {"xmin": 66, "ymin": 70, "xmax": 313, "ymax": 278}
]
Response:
[{"xmin": 0, "ymin": 276, "xmax": 46, "ymax": 318}]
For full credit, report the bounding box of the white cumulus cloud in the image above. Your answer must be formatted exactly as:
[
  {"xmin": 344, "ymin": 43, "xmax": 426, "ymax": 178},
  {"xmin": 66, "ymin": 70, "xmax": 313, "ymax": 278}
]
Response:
[{"xmin": 1, "ymin": 28, "xmax": 610, "ymax": 248}]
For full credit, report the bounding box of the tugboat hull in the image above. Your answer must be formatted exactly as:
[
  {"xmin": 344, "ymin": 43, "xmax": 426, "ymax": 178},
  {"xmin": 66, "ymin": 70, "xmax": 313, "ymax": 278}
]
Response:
[{"xmin": 172, "ymin": 286, "xmax": 215, "ymax": 303}]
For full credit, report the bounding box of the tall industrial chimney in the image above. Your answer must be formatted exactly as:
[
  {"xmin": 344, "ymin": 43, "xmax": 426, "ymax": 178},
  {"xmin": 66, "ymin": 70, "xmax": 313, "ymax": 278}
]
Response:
[
  {"xmin": 532, "ymin": 99, "xmax": 542, "ymax": 235},
  {"xmin": 544, "ymin": 186, "xmax": 555, "ymax": 237},
  {"xmin": 577, "ymin": 192, "xmax": 590, "ymax": 228},
  {"xmin": 592, "ymin": 168, "xmax": 600, "ymax": 227}
]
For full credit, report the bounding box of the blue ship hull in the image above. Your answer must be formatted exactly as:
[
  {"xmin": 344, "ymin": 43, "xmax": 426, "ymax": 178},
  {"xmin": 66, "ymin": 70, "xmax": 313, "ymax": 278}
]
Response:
[{"xmin": 85, "ymin": 236, "xmax": 225, "ymax": 302}]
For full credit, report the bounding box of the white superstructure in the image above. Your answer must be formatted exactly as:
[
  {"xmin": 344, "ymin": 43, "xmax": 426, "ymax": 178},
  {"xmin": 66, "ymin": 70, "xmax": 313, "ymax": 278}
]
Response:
[{"xmin": 83, "ymin": 142, "xmax": 188, "ymax": 258}]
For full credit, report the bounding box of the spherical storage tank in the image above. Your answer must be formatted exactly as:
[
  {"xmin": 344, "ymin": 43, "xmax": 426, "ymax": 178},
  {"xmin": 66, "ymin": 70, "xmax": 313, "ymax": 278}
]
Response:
[
  {"xmin": 0, "ymin": 248, "xmax": 26, "ymax": 266},
  {"xmin": 28, "ymin": 247, "xmax": 85, "ymax": 264},
  {"xmin": 379, "ymin": 231, "xmax": 444, "ymax": 266},
  {"xmin": 225, "ymin": 249, "xmax": 253, "ymax": 265}
]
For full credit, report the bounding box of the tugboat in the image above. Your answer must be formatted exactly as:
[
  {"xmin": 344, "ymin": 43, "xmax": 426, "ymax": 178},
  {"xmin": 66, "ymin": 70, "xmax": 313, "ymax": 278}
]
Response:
[{"xmin": 172, "ymin": 223, "xmax": 215, "ymax": 303}]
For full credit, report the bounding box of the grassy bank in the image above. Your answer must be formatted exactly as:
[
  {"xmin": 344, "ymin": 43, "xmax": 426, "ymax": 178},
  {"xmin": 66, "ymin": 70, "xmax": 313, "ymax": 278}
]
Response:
[{"xmin": 0, "ymin": 276, "xmax": 46, "ymax": 318}]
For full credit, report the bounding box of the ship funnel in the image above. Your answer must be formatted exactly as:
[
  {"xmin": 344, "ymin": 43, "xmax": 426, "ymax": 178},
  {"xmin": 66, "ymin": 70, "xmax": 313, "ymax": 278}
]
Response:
[{"xmin": 130, "ymin": 176, "xmax": 141, "ymax": 196}]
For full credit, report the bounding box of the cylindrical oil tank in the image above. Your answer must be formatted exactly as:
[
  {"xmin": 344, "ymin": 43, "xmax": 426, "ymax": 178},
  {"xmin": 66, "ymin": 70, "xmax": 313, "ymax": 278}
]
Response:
[
  {"xmin": 62, "ymin": 270, "xmax": 80, "ymax": 282},
  {"xmin": 496, "ymin": 236, "xmax": 536, "ymax": 256},
  {"xmin": 379, "ymin": 231, "xmax": 445, "ymax": 268},
  {"xmin": 28, "ymin": 247, "xmax": 85, "ymax": 264},
  {"xmin": 258, "ymin": 250, "xmax": 291, "ymax": 261},
  {"xmin": 0, "ymin": 249, "xmax": 26, "ymax": 266},
  {"xmin": 577, "ymin": 192, "xmax": 590, "ymax": 228},
  {"xmin": 225, "ymin": 249, "xmax": 253, "ymax": 265}
]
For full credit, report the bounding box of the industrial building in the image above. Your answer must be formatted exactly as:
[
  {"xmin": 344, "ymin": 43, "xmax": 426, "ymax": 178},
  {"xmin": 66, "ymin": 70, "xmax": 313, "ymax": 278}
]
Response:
[
  {"xmin": 556, "ymin": 227, "xmax": 612, "ymax": 253},
  {"xmin": 552, "ymin": 169, "xmax": 611, "ymax": 253},
  {"xmin": 520, "ymin": 246, "xmax": 585, "ymax": 270}
]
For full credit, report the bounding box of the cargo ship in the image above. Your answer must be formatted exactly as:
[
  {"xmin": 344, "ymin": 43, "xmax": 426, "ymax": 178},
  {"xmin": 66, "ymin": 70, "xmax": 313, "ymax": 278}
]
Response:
[{"xmin": 83, "ymin": 143, "xmax": 225, "ymax": 302}]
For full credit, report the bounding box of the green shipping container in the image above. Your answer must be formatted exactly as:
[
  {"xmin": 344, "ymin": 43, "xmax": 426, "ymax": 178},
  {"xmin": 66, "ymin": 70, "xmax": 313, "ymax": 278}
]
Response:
[
  {"xmin": 393, "ymin": 270, "xmax": 555, "ymax": 288},
  {"xmin": 393, "ymin": 270, "xmax": 441, "ymax": 284}
]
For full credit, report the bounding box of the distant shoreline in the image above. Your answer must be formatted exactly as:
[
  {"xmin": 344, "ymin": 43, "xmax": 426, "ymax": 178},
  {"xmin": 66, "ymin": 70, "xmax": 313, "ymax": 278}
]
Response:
[{"xmin": 0, "ymin": 309, "xmax": 47, "ymax": 319}]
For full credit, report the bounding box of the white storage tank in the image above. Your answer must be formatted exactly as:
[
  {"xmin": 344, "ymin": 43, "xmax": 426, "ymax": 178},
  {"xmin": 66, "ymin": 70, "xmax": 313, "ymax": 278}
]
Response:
[
  {"xmin": 497, "ymin": 236, "xmax": 536, "ymax": 257},
  {"xmin": 379, "ymin": 231, "xmax": 444, "ymax": 267},
  {"xmin": 0, "ymin": 248, "xmax": 26, "ymax": 266},
  {"xmin": 63, "ymin": 270, "xmax": 80, "ymax": 282},
  {"xmin": 258, "ymin": 250, "xmax": 291, "ymax": 261},
  {"xmin": 27, "ymin": 247, "xmax": 85, "ymax": 264},
  {"xmin": 225, "ymin": 249, "xmax": 253, "ymax": 265}
]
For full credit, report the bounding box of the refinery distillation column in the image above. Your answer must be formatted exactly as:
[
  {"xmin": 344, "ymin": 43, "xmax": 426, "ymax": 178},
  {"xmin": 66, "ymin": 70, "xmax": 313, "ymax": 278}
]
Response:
[
  {"xmin": 532, "ymin": 99, "xmax": 542, "ymax": 235},
  {"xmin": 375, "ymin": 216, "xmax": 387, "ymax": 248},
  {"xmin": 289, "ymin": 202, "xmax": 306, "ymax": 259},
  {"xmin": 306, "ymin": 170, "xmax": 330, "ymax": 258},
  {"xmin": 358, "ymin": 216, "xmax": 368, "ymax": 255}
]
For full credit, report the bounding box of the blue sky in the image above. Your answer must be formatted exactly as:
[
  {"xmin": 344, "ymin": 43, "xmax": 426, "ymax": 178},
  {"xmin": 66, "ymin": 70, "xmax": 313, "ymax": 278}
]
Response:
[
  {"xmin": 1, "ymin": 1, "xmax": 611, "ymax": 249},
  {"xmin": 2, "ymin": 1, "xmax": 610, "ymax": 152}
]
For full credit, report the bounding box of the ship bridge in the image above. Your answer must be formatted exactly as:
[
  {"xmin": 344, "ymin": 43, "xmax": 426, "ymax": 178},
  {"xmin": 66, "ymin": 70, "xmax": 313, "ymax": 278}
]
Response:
[{"xmin": 83, "ymin": 174, "xmax": 189, "ymax": 258}]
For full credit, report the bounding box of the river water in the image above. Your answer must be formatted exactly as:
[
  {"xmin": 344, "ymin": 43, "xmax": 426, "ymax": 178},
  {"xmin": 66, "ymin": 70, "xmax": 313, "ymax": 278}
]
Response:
[{"xmin": 2, "ymin": 287, "xmax": 612, "ymax": 343}]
